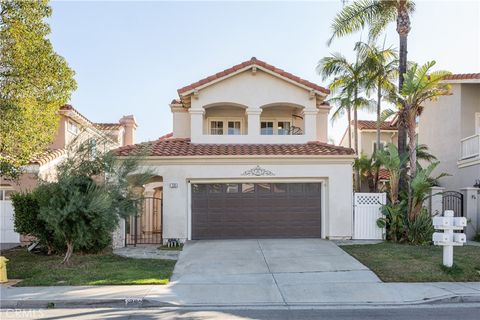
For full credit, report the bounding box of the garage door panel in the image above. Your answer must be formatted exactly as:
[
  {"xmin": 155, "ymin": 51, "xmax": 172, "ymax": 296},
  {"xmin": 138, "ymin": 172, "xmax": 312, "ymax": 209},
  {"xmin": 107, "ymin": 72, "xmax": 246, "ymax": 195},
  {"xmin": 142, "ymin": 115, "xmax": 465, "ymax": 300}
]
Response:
[{"xmin": 191, "ymin": 182, "xmax": 321, "ymax": 239}]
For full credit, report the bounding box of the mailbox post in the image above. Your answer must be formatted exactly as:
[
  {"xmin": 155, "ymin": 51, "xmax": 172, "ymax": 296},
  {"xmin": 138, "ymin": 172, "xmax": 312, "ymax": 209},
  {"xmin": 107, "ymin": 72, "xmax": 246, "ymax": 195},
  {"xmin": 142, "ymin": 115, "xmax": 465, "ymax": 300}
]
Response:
[{"xmin": 432, "ymin": 210, "xmax": 467, "ymax": 267}]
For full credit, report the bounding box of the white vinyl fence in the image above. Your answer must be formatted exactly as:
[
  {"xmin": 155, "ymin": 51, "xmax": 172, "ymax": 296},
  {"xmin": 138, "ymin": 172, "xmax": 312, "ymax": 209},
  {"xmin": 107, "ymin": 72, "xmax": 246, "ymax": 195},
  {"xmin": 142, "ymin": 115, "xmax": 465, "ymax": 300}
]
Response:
[
  {"xmin": 353, "ymin": 193, "xmax": 386, "ymax": 240},
  {"xmin": 0, "ymin": 200, "xmax": 20, "ymax": 245}
]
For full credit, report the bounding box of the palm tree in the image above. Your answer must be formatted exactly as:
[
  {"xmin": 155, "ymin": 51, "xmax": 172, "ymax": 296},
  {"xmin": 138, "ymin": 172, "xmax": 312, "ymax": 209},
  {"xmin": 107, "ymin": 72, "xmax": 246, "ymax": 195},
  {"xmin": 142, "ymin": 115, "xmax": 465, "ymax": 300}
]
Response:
[
  {"xmin": 396, "ymin": 61, "xmax": 450, "ymax": 177},
  {"xmin": 328, "ymin": 0, "xmax": 416, "ymax": 189},
  {"xmin": 355, "ymin": 40, "xmax": 398, "ymax": 150},
  {"xmin": 317, "ymin": 52, "xmax": 374, "ymax": 191}
]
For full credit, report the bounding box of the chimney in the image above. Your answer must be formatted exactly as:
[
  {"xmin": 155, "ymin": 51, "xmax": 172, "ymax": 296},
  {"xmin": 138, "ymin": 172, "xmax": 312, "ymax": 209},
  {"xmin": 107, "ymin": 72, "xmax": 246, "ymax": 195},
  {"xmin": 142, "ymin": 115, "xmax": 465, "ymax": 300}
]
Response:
[{"xmin": 119, "ymin": 115, "xmax": 137, "ymax": 146}]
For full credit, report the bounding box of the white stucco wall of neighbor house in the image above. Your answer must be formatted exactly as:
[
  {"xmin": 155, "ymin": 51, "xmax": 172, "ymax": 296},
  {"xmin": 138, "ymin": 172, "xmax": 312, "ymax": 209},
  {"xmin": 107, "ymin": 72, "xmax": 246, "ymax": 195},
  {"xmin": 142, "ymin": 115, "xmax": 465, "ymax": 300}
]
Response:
[{"xmin": 139, "ymin": 157, "xmax": 354, "ymax": 242}]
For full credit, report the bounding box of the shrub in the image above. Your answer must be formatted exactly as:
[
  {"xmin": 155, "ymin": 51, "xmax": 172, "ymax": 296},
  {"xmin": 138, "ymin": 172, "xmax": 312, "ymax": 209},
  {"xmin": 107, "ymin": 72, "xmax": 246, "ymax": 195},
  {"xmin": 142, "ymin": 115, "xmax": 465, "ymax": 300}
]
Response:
[
  {"xmin": 377, "ymin": 200, "xmax": 406, "ymax": 242},
  {"xmin": 406, "ymin": 208, "xmax": 434, "ymax": 245},
  {"xmin": 11, "ymin": 192, "xmax": 59, "ymax": 253}
]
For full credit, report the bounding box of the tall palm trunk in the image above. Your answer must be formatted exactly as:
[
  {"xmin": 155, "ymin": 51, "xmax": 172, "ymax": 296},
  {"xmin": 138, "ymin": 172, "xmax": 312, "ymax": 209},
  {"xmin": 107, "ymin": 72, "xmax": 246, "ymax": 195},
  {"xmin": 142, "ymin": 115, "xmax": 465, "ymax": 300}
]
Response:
[
  {"xmin": 353, "ymin": 87, "xmax": 360, "ymax": 191},
  {"xmin": 396, "ymin": 2, "xmax": 411, "ymax": 192},
  {"xmin": 347, "ymin": 106, "xmax": 352, "ymax": 148},
  {"xmin": 374, "ymin": 79, "xmax": 382, "ymax": 191}
]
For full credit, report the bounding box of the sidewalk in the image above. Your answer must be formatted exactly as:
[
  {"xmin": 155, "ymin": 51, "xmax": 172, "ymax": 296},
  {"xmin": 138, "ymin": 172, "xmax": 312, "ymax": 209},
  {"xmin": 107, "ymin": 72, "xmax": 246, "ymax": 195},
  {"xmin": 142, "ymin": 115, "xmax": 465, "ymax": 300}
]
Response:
[{"xmin": 1, "ymin": 281, "xmax": 479, "ymax": 309}]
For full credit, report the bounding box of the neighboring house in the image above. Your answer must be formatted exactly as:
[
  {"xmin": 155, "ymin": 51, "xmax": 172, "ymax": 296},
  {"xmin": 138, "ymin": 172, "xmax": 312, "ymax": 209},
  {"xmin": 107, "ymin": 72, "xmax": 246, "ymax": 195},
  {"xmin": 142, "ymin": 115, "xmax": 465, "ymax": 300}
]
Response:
[
  {"xmin": 116, "ymin": 57, "xmax": 355, "ymax": 244},
  {"xmin": 0, "ymin": 105, "xmax": 137, "ymax": 248},
  {"xmin": 339, "ymin": 120, "xmax": 398, "ymax": 156},
  {"xmin": 339, "ymin": 120, "xmax": 398, "ymax": 188},
  {"xmin": 418, "ymin": 73, "xmax": 480, "ymax": 191}
]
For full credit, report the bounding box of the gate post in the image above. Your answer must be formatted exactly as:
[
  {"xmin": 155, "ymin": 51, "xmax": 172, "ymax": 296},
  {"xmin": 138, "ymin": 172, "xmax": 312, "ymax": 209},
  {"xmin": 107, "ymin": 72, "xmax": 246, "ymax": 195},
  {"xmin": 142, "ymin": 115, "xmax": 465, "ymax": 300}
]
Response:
[
  {"xmin": 428, "ymin": 186, "xmax": 445, "ymax": 216},
  {"xmin": 460, "ymin": 187, "xmax": 480, "ymax": 240}
]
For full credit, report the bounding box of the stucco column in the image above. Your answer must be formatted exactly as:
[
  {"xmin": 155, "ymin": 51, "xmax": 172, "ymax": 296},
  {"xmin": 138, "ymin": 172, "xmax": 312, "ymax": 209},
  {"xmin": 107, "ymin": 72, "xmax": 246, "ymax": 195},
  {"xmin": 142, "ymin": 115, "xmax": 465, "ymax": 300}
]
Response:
[
  {"xmin": 428, "ymin": 186, "xmax": 445, "ymax": 216},
  {"xmin": 246, "ymin": 108, "xmax": 262, "ymax": 137},
  {"xmin": 189, "ymin": 109, "xmax": 204, "ymax": 143},
  {"xmin": 316, "ymin": 104, "xmax": 331, "ymax": 142},
  {"xmin": 461, "ymin": 187, "xmax": 479, "ymax": 240},
  {"xmin": 302, "ymin": 109, "xmax": 318, "ymax": 141}
]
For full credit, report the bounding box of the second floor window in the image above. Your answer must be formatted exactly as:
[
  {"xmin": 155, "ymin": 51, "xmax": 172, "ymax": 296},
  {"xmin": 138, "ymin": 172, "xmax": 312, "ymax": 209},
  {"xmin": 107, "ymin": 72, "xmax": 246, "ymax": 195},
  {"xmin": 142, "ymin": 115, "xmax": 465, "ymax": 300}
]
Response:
[
  {"xmin": 67, "ymin": 120, "xmax": 79, "ymax": 135},
  {"xmin": 373, "ymin": 141, "xmax": 386, "ymax": 153},
  {"xmin": 261, "ymin": 120, "xmax": 292, "ymax": 135},
  {"xmin": 210, "ymin": 121, "xmax": 224, "ymax": 135},
  {"xmin": 209, "ymin": 119, "xmax": 242, "ymax": 135}
]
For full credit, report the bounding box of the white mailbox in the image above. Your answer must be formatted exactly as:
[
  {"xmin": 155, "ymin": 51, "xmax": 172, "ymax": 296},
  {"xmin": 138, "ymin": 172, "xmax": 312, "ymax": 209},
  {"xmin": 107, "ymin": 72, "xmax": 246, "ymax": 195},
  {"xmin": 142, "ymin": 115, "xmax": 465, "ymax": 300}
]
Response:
[
  {"xmin": 454, "ymin": 217, "xmax": 467, "ymax": 227},
  {"xmin": 433, "ymin": 216, "xmax": 453, "ymax": 228},
  {"xmin": 433, "ymin": 232, "xmax": 451, "ymax": 243},
  {"xmin": 453, "ymin": 233, "xmax": 466, "ymax": 243},
  {"xmin": 432, "ymin": 210, "xmax": 467, "ymax": 268}
]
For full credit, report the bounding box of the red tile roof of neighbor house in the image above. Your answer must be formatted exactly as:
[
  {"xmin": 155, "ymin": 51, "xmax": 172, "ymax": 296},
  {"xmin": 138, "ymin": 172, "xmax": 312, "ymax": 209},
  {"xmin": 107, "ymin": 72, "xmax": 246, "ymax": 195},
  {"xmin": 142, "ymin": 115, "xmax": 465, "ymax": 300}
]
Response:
[
  {"xmin": 30, "ymin": 149, "xmax": 67, "ymax": 165},
  {"xmin": 443, "ymin": 73, "xmax": 480, "ymax": 80},
  {"xmin": 378, "ymin": 168, "xmax": 390, "ymax": 181},
  {"xmin": 355, "ymin": 120, "xmax": 397, "ymax": 131},
  {"xmin": 115, "ymin": 134, "xmax": 355, "ymax": 157},
  {"xmin": 177, "ymin": 57, "xmax": 330, "ymax": 96}
]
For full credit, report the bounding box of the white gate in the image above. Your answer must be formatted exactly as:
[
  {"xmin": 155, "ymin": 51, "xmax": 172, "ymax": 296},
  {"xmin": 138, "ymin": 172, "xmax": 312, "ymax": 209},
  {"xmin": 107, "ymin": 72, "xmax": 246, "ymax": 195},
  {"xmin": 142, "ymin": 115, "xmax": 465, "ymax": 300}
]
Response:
[
  {"xmin": 0, "ymin": 200, "xmax": 20, "ymax": 244},
  {"xmin": 353, "ymin": 193, "xmax": 386, "ymax": 240}
]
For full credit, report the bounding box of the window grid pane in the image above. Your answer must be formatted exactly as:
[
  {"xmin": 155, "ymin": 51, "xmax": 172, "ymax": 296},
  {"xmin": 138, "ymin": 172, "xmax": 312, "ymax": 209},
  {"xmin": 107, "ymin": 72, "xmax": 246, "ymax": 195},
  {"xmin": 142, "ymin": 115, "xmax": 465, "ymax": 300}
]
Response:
[
  {"xmin": 261, "ymin": 121, "xmax": 274, "ymax": 135},
  {"xmin": 227, "ymin": 121, "xmax": 241, "ymax": 135},
  {"xmin": 278, "ymin": 121, "xmax": 291, "ymax": 135},
  {"xmin": 210, "ymin": 121, "xmax": 224, "ymax": 135}
]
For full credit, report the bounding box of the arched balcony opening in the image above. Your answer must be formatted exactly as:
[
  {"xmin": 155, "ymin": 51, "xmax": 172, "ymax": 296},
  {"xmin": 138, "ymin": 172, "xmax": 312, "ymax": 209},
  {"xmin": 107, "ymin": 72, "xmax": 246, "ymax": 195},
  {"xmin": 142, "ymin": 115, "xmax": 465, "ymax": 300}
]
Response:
[
  {"xmin": 259, "ymin": 103, "xmax": 305, "ymax": 136},
  {"xmin": 203, "ymin": 103, "xmax": 248, "ymax": 136}
]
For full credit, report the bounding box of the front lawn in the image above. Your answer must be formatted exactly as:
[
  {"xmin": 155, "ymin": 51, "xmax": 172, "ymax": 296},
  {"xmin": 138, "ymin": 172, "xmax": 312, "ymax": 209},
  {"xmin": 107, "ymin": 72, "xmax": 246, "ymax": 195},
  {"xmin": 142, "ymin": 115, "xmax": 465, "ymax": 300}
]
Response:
[
  {"xmin": 2, "ymin": 248, "xmax": 176, "ymax": 286},
  {"xmin": 341, "ymin": 242, "xmax": 480, "ymax": 282}
]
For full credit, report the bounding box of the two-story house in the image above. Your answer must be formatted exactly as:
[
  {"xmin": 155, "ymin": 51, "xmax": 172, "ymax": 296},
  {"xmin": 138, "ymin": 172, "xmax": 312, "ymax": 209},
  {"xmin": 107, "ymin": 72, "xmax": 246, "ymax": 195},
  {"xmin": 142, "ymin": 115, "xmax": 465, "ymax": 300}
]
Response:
[
  {"xmin": 0, "ymin": 105, "xmax": 137, "ymax": 248},
  {"xmin": 418, "ymin": 73, "xmax": 480, "ymax": 191},
  {"xmin": 116, "ymin": 58, "xmax": 355, "ymax": 243}
]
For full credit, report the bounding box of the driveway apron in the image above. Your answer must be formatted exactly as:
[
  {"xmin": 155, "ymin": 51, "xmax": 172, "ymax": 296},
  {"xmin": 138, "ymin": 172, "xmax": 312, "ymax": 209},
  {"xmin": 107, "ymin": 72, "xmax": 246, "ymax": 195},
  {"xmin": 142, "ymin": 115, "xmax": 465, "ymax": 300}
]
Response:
[{"xmin": 159, "ymin": 239, "xmax": 381, "ymax": 305}]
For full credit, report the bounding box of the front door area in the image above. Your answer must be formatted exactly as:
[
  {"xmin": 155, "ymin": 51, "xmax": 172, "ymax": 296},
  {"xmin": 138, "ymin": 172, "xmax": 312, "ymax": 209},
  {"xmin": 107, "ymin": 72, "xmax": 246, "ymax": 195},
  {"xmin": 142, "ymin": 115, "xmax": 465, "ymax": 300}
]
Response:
[{"xmin": 191, "ymin": 182, "xmax": 321, "ymax": 240}]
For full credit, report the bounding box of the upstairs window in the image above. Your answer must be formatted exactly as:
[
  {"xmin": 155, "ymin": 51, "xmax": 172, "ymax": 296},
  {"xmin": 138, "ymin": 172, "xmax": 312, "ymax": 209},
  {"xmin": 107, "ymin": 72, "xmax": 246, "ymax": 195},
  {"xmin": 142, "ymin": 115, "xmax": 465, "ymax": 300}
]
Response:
[
  {"xmin": 373, "ymin": 141, "xmax": 386, "ymax": 153},
  {"xmin": 277, "ymin": 121, "xmax": 291, "ymax": 135},
  {"xmin": 227, "ymin": 121, "xmax": 241, "ymax": 135},
  {"xmin": 261, "ymin": 120, "xmax": 292, "ymax": 135},
  {"xmin": 210, "ymin": 121, "xmax": 224, "ymax": 135},
  {"xmin": 67, "ymin": 120, "xmax": 79, "ymax": 135},
  {"xmin": 209, "ymin": 119, "xmax": 242, "ymax": 135},
  {"xmin": 261, "ymin": 121, "xmax": 274, "ymax": 135}
]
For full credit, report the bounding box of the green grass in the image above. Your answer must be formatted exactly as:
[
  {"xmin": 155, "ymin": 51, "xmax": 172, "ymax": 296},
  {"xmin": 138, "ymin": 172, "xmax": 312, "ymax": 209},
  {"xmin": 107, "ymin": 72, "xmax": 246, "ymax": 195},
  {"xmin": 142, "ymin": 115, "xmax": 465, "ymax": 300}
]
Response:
[
  {"xmin": 157, "ymin": 244, "xmax": 184, "ymax": 251},
  {"xmin": 341, "ymin": 242, "xmax": 480, "ymax": 282},
  {"xmin": 2, "ymin": 248, "xmax": 176, "ymax": 286}
]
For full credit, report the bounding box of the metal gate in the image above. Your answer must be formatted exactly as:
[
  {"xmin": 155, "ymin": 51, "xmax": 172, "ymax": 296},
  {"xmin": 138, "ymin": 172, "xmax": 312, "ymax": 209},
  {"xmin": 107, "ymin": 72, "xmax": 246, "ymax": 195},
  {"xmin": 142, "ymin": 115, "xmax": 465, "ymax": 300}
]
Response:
[
  {"xmin": 126, "ymin": 197, "xmax": 163, "ymax": 245},
  {"xmin": 442, "ymin": 191, "xmax": 463, "ymax": 217}
]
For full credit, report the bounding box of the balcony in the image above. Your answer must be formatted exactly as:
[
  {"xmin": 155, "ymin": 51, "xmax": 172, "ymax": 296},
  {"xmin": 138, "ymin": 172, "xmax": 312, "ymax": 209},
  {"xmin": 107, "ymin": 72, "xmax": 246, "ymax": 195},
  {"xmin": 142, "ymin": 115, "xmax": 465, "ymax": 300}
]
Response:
[{"xmin": 460, "ymin": 134, "xmax": 480, "ymax": 160}]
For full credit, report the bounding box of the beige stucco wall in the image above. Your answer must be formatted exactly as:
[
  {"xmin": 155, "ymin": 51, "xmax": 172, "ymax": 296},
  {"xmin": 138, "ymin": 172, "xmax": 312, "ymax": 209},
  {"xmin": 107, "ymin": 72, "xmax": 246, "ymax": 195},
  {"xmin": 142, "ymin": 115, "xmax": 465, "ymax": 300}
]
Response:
[
  {"xmin": 138, "ymin": 157, "xmax": 354, "ymax": 242},
  {"xmin": 360, "ymin": 131, "xmax": 398, "ymax": 156},
  {"xmin": 172, "ymin": 69, "xmax": 329, "ymax": 143},
  {"xmin": 418, "ymin": 83, "xmax": 480, "ymax": 190}
]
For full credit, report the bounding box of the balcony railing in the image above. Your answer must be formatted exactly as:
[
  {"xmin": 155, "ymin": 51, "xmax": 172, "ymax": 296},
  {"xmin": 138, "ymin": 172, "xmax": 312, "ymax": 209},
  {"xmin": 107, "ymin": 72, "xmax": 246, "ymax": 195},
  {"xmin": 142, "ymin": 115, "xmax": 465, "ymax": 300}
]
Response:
[{"xmin": 460, "ymin": 134, "xmax": 480, "ymax": 160}]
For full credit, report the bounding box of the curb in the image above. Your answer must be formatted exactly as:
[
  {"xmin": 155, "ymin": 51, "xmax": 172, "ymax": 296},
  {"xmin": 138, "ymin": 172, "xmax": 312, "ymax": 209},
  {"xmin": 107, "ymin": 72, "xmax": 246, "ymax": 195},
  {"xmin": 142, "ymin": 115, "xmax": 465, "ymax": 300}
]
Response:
[{"xmin": 1, "ymin": 294, "xmax": 480, "ymax": 309}]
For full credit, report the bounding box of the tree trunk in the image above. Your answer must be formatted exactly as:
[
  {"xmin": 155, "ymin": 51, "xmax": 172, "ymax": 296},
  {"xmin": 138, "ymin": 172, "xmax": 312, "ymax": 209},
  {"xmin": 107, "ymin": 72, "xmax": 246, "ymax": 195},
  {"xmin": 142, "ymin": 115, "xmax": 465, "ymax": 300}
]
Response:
[
  {"xmin": 407, "ymin": 112, "xmax": 417, "ymax": 180},
  {"xmin": 347, "ymin": 106, "xmax": 352, "ymax": 149},
  {"xmin": 62, "ymin": 241, "xmax": 74, "ymax": 265},
  {"xmin": 374, "ymin": 80, "xmax": 382, "ymax": 192},
  {"xmin": 396, "ymin": 3, "xmax": 410, "ymax": 194},
  {"xmin": 353, "ymin": 88, "xmax": 360, "ymax": 192}
]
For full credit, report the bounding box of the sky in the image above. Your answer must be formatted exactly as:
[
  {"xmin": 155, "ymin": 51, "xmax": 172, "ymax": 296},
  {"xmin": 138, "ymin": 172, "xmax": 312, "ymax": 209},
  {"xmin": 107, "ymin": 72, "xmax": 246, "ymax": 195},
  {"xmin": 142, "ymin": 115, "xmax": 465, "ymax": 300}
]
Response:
[{"xmin": 47, "ymin": 0, "xmax": 480, "ymax": 144}]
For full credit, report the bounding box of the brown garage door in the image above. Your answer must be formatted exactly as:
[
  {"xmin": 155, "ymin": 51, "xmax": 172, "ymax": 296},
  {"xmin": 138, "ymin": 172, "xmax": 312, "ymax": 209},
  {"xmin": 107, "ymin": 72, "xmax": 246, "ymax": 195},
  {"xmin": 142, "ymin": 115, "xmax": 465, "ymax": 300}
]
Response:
[{"xmin": 191, "ymin": 182, "xmax": 321, "ymax": 239}]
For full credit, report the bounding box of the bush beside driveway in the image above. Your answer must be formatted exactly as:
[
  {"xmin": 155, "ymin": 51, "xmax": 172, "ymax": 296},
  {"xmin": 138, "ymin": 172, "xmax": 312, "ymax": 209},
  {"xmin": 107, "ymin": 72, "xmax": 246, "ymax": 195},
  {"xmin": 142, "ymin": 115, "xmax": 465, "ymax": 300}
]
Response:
[
  {"xmin": 2, "ymin": 248, "xmax": 176, "ymax": 286},
  {"xmin": 341, "ymin": 242, "xmax": 480, "ymax": 282}
]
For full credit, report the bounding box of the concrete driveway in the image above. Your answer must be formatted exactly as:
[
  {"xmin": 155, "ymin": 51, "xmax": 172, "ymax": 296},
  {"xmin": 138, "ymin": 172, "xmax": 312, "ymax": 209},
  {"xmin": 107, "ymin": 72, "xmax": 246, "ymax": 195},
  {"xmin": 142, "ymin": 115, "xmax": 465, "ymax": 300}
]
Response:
[{"xmin": 163, "ymin": 239, "xmax": 383, "ymax": 305}]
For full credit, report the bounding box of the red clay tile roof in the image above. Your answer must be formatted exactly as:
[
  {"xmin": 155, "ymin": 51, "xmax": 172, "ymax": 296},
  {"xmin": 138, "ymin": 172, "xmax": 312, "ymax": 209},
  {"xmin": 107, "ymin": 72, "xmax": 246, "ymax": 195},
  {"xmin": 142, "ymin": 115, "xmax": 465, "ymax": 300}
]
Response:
[
  {"xmin": 30, "ymin": 149, "xmax": 67, "ymax": 165},
  {"xmin": 94, "ymin": 123, "xmax": 122, "ymax": 130},
  {"xmin": 115, "ymin": 135, "xmax": 354, "ymax": 158},
  {"xmin": 177, "ymin": 57, "xmax": 330, "ymax": 96},
  {"xmin": 355, "ymin": 120, "xmax": 397, "ymax": 131},
  {"xmin": 443, "ymin": 73, "xmax": 480, "ymax": 81}
]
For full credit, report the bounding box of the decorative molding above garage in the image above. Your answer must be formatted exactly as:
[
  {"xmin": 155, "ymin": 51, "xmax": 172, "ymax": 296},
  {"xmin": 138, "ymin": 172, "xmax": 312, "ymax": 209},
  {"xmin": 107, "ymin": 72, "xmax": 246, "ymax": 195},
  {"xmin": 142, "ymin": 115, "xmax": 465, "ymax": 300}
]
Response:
[{"xmin": 241, "ymin": 165, "xmax": 275, "ymax": 176}]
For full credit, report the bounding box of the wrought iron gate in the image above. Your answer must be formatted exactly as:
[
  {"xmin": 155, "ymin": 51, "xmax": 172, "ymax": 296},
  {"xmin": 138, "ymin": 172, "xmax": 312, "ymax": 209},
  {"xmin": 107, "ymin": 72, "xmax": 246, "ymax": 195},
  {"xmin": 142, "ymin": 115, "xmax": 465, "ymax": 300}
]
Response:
[
  {"xmin": 126, "ymin": 197, "xmax": 163, "ymax": 245},
  {"xmin": 442, "ymin": 191, "xmax": 463, "ymax": 217}
]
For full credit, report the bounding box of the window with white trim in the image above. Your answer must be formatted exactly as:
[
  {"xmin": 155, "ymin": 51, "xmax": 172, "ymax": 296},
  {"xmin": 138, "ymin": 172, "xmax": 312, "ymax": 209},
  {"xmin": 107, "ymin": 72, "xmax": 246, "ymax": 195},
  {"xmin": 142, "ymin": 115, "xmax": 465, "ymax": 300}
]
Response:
[
  {"xmin": 67, "ymin": 120, "xmax": 79, "ymax": 135},
  {"xmin": 261, "ymin": 119, "xmax": 292, "ymax": 135},
  {"xmin": 373, "ymin": 141, "xmax": 386, "ymax": 153},
  {"xmin": 0, "ymin": 188, "xmax": 14, "ymax": 201},
  {"xmin": 208, "ymin": 118, "xmax": 242, "ymax": 135}
]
